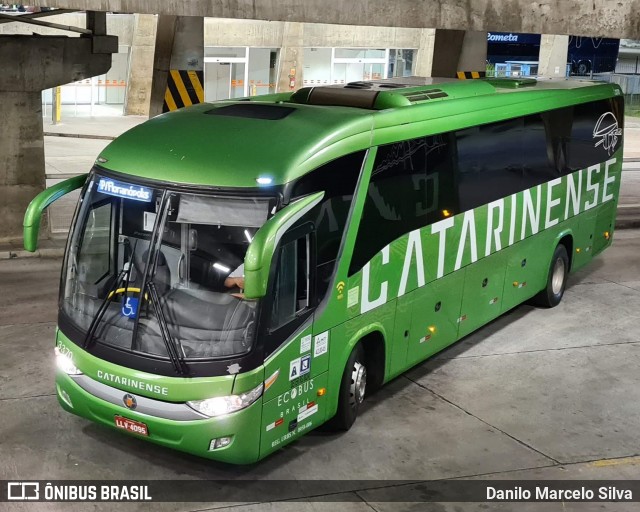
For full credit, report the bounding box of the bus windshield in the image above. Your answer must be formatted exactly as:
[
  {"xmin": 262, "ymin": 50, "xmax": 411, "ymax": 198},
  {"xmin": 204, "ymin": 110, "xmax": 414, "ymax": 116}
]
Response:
[{"xmin": 61, "ymin": 173, "xmax": 273, "ymax": 363}]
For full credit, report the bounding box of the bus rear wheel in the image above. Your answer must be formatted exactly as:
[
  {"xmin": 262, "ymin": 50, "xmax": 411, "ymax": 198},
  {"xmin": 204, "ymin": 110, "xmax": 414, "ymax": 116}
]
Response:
[
  {"xmin": 327, "ymin": 344, "xmax": 367, "ymax": 431},
  {"xmin": 532, "ymin": 244, "xmax": 569, "ymax": 308}
]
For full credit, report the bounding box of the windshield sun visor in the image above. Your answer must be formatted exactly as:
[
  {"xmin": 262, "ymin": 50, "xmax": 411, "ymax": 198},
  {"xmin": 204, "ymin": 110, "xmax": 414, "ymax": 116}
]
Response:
[{"xmin": 176, "ymin": 195, "xmax": 270, "ymax": 228}]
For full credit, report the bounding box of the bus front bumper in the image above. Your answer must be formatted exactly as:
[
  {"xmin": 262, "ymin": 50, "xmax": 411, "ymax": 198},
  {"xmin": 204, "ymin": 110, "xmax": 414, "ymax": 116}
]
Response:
[{"xmin": 55, "ymin": 371, "xmax": 262, "ymax": 464}]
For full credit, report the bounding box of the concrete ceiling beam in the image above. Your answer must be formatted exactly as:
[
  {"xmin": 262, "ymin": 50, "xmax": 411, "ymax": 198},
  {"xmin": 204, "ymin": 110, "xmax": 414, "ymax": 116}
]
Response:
[{"xmin": 26, "ymin": 0, "xmax": 640, "ymax": 39}]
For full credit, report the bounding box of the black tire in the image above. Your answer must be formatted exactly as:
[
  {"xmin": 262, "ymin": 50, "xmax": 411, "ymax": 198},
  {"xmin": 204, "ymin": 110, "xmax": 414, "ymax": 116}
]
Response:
[
  {"xmin": 326, "ymin": 344, "xmax": 367, "ymax": 431},
  {"xmin": 577, "ymin": 61, "xmax": 590, "ymax": 75},
  {"xmin": 532, "ymin": 244, "xmax": 569, "ymax": 308}
]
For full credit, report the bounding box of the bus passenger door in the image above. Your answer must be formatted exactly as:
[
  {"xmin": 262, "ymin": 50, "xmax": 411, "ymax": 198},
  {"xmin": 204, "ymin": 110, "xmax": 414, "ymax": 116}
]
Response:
[
  {"xmin": 458, "ymin": 253, "xmax": 507, "ymax": 338},
  {"xmin": 403, "ymin": 271, "xmax": 465, "ymax": 369}
]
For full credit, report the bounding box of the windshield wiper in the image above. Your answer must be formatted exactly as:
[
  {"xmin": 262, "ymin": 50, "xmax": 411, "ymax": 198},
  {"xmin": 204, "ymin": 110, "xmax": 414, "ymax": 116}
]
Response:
[
  {"xmin": 145, "ymin": 281, "xmax": 189, "ymax": 376},
  {"xmin": 82, "ymin": 267, "xmax": 128, "ymax": 349},
  {"xmin": 83, "ymin": 239, "xmax": 137, "ymax": 349}
]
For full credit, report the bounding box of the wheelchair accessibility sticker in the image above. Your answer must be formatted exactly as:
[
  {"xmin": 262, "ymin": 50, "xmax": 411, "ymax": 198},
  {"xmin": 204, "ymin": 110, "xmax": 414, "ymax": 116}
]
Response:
[{"xmin": 122, "ymin": 297, "xmax": 139, "ymax": 318}]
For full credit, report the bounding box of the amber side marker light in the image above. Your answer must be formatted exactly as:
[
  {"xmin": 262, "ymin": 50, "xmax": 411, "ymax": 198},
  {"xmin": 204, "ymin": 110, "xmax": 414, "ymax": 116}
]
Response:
[
  {"xmin": 442, "ymin": 209, "xmax": 452, "ymax": 217},
  {"xmin": 317, "ymin": 388, "xmax": 327, "ymax": 397},
  {"xmin": 604, "ymin": 231, "xmax": 610, "ymax": 240}
]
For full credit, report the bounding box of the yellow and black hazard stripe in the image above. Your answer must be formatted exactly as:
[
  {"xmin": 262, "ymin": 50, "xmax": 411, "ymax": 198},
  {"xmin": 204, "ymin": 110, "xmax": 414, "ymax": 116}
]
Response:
[
  {"xmin": 163, "ymin": 69, "xmax": 204, "ymax": 112},
  {"xmin": 456, "ymin": 71, "xmax": 486, "ymax": 80}
]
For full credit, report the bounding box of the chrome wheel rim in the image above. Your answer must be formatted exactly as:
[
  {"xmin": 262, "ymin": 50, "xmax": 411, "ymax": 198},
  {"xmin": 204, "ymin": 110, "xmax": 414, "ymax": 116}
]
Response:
[
  {"xmin": 352, "ymin": 361, "xmax": 367, "ymax": 405},
  {"xmin": 551, "ymin": 258, "xmax": 565, "ymax": 295}
]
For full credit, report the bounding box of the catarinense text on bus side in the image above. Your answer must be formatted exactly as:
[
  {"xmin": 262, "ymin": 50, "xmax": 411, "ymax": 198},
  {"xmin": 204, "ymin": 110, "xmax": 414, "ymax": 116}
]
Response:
[{"xmin": 360, "ymin": 158, "xmax": 618, "ymax": 314}]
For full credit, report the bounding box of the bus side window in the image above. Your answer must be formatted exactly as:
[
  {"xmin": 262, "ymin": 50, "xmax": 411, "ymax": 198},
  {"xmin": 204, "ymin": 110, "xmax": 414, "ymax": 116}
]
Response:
[
  {"xmin": 456, "ymin": 114, "xmax": 559, "ymax": 211},
  {"xmin": 349, "ymin": 134, "xmax": 457, "ymax": 275},
  {"xmin": 290, "ymin": 151, "xmax": 365, "ymax": 299},
  {"xmin": 270, "ymin": 234, "xmax": 311, "ymax": 331},
  {"xmin": 564, "ymin": 98, "xmax": 624, "ymax": 171},
  {"xmin": 541, "ymin": 108, "xmax": 573, "ymax": 175}
]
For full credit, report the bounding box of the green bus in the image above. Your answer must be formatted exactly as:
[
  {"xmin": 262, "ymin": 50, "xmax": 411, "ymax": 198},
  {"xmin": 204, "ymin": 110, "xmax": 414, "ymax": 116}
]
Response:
[{"xmin": 24, "ymin": 77, "xmax": 623, "ymax": 464}]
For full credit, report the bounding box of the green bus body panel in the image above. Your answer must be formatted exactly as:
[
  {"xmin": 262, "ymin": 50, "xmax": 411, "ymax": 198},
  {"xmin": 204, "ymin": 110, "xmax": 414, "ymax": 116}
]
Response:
[
  {"xmin": 94, "ymin": 80, "xmax": 620, "ymax": 189},
  {"xmin": 458, "ymin": 252, "xmax": 508, "ymax": 338},
  {"xmin": 244, "ymin": 191, "xmax": 324, "ymax": 298},
  {"xmin": 370, "ymin": 85, "xmax": 620, "ymax": 147},
  {"xmin": 56, "ymin": 330, "xmax": 235, "ymax": 401},
  {"xmin": 403, "ymin": 270, "xmax": 465, "ymax": 370},
  {"xmin": 344, "ymin": 151, "xmax": 621, "ymax": 387},
  {"xmin": 97, "ymin": 102, "xmax": 374, "ymax": 188},
  {"xmin": 23, "ymin": 174, "xmax": 87, "ymax": 252},
  {"xmin": 55, "ymin": 371, "xmax": 263, "ymax": 464},
  {"xmin": 46, "ymin": 78, "xmax": 624, "ymax": 463}
]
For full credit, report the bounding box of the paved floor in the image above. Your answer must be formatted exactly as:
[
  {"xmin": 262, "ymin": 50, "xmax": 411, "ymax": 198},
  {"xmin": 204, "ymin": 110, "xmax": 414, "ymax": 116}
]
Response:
[{"xmin": 1, "ymin": 231, "xmax": 640, "ymax": 511}]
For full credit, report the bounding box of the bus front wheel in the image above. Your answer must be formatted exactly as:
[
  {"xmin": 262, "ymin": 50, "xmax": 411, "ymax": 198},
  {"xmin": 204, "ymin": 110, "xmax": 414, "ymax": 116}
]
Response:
[
  {"xmin": 327, "ymin": 344, "xmax": 367, "ymax": 431},
  {"xmin": 532, "ymin": 244, "xmax": 569, "ymax": 308}
]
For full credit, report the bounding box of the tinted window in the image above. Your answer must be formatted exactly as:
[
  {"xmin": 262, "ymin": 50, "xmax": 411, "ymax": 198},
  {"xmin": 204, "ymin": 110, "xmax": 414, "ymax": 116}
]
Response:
[
  {"xmin": 457, "ymin": 114, "xmax": 557, "ymax": 211},
  {"xmin": 347, "ymin": 97, "xmax": 622, "ymax": 274},
  {"xmin": 270, "ymin": 235, "xmax": 310, "ymax": 330},
  {"xmin": 292, "ymin": 151, "xmax": 364, "ymax": 297},
  {"xmin": 350, "ymin": 134, "xmax": 457, "ymax": 274},
  {"xmin": 565, "ymin": 98, "xmax": 623, "ymax": 171}
]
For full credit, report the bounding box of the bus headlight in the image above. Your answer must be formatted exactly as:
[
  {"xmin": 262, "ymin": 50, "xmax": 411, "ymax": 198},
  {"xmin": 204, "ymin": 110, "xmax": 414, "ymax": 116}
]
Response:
[
  {"xmin": 54, "ymin": 347, "xmax": 83, "ymax": 375},
  {"xmin": 187, "ymin": 383, "xmax": 263, "ymax": 418}
]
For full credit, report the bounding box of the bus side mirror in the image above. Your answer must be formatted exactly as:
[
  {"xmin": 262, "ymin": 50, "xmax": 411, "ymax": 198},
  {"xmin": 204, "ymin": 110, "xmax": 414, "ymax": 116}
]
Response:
[
  {"xmin": 243, "ymin": 191, "xmax": 324, "ymax": 299},
  {"xmin": 23, "ymin": 174, "xmax": 88, "ymax": 252}
]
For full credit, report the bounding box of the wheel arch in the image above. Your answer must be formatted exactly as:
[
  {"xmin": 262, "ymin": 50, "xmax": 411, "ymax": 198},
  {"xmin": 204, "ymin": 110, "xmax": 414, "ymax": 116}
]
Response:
[
  {"xmin": 556, "ymin": 231, "xmax": 574, "ymax": 271},
  {"xmin": 325, "ymin": 323, "xmax": 388, "ymax": 419}
]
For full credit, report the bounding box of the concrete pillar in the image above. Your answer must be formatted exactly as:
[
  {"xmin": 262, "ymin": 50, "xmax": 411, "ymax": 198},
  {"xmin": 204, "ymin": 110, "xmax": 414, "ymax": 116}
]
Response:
[
  {"xmin": 149, "ymin": 16, "xmax": 204, "ymax": 118},
  {"xmin": 0, "ymin": 35, "xmax": 115, "ymax": 242},
  {"xmin": 431, "ymin": 30, "xmax": 466, "ymax": 77},
  {"xmin": 538, "ymin": 34, "xmax": 569, "ymax": 78},
  {"xmin": 458, "ymin": 31, "xmax": 488, "ymax": 74},
  {"xmin": 414, "ymin": 29, "xmax": 487, "ymax": 78},
  {"xmin": 0, "ymin": 92, "xmax": 46, "ymax": 242},
  {"xmin": 86, "ymin": 11, "xmax": 106, "ymax": 35},
  {"xmin": 125, "ymin": 14, "xmax": 157, "ymax": 116},
  {"xmin": 277, "ymin": 22, "xmax": 304, "ymax": 93},
  {"xmin": 413, "ymin": 29, "xmax": 436, "ymax": 77}
]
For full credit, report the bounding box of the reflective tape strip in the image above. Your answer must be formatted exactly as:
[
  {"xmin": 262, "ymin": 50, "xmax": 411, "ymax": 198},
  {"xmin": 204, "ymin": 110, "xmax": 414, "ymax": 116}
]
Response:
[
  {"xmin": 171, "ymin": 69, "xmax": 192, "ymax": 107},
  {"xmin": 457, "ymin": 71, "xmax": 486, "ymax": 80},
  {"xmin": 163, "ymin": 69, "xmax": 205, "ymax": 112},
  {"xmin": 188, "ymin": 70, "xmax": 205, "ymax": 102},
  {"xmin": 164, "ymin": 87, "xmax": 178, "ymax": 111}
]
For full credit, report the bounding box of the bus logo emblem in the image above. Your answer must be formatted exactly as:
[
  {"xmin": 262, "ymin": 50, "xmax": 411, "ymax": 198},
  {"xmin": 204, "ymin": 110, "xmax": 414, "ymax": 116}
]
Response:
[
  {"xmin": 593, "ymin": 112, "xmax": 621, "ymax": 155},
  {"xmin": 123, "ymin": 394, "xmax": 137, "ymax": 410}
]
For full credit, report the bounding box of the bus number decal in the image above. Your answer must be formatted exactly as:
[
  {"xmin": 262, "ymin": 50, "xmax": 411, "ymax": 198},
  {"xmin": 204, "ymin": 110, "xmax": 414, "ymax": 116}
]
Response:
[
  {"xmin": 313, "ymin": 332, "xmax": 329, "ymax": 357},
  {"xmin": 300, "ymin": 334, "xmax": 311, "ymax": 354}
]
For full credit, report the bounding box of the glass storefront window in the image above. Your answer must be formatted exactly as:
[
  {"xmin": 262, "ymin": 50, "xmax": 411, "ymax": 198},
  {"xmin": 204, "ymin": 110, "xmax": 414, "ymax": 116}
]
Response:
[
  {"xmin": 205, "ymin": 47, "xmax": 247, "ymax": 58},
  {"xmin": 204, "ymin": 47, "xmax": 279, "ymax": 101},
  {"xmin": 388, "ymin": 49, "xmax": 416, "ymax": 77},
  {"xmin": 248, "ymin": 48, "xmax": 278, "ymax": 96},
  {"xmin": 334, "ymin": 48, "xmax": 386, "ymax": 59}
]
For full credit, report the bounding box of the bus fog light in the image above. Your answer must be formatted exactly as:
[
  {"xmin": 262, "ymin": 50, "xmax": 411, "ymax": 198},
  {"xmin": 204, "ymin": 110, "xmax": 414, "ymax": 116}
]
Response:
[
  {"xmin": 187, "ymin": 383, "xmax": 263, "ymax": 418},
  {"xmin": 209, "ymin": 437, "xmax": 233, "ymax": 450},
  {"xmin": 57, "ymin": 385, "xmax": 73, "ymax": 408},
  {"xmin": 54, "ymin": 347, "xmax": 83, "ymax": 375}
]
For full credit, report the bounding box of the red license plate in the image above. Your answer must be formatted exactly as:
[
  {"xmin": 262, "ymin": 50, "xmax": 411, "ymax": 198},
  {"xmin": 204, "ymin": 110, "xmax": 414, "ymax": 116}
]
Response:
[{"xmin": 114, "ymin": 415, "xmax": 148, "ymax": 436}]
